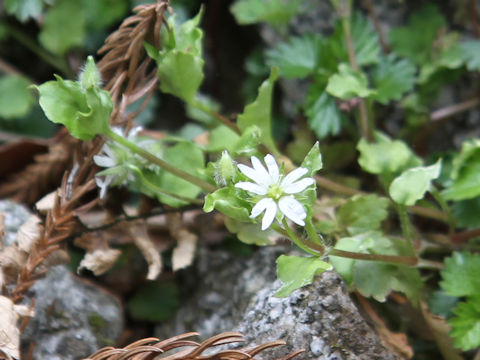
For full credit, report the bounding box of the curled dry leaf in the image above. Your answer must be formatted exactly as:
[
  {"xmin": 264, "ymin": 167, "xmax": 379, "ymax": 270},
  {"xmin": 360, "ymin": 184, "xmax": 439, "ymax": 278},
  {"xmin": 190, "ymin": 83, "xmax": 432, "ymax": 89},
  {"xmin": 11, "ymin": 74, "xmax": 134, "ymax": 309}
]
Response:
[
  {"xmin": 0, "ymin": 296, "xmax": 34, "ymax": 360},
  {"xmin": 0, "ymin": 213, "xmax": 4, "ymax": 242},
  {"xmin": 16, "ymin": 215, "xmax": 41, "ymax": 253},
  {"xmin": 168, "ymin": 213, "xmax": 197, "ymax": 271},
  {"xmin": 77, "ymin": 248, "xmax": 122, "ymax": 276},
  {"xmin": 129, "ymin": 221, "xmax": 162, "ymax": 280},
  {"xmin": 35, "ymin": 190, "xmax": 58, "ymax": 213}
]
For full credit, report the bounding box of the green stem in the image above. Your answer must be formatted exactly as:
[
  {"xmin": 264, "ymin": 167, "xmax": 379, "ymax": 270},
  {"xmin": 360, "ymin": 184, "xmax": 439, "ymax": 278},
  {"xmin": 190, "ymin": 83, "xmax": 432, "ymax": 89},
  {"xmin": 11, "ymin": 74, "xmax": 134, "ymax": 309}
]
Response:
[
  {"xmin": 5, "ymin": 25, "xmax": 73, "ymax": 78},
  {"xmin": 305, "ymin": 218, "xmax": 325, "ymax": 252},
  {"xmin": 281, "ymin": 218, "xmax": 319, "ymax": 256},
  {"xmin": 329, "ymin": 249, "xmax": 418, "ymax": 266},
  {"xmin": 396, "ymin": 204, "xmax": 416, "ymax": 256},
  {"xmin": 106, "ymin": 129, "xmax": 217, "ymax": 193},
  {"xmin": 189, "ymin": 99, "xmax": 241, "ymax": 135}
]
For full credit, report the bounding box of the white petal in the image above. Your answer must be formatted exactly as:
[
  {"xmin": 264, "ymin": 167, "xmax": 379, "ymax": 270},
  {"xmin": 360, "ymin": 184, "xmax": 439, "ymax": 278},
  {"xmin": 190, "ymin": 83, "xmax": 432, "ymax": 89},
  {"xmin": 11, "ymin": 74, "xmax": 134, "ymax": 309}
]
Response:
[
  {"xmin": 264, "ymin": 154, "xmax": 280, "ymax": 183},
  {"xmin": 281, "ymin": 167, "xmax": 309, "ymax": 187},
  {"xmin": 94, "ymin": 154, "xmax": 116, "ymax": 168},
  {"xmin": 237, "ymin": 164, "xmax": 267, "ymax": 185},
  {"xmin": 278, "ymin": 196, "xmax": 307, "ymax": 226},
  {"xmin": 235, "ymin": 182, "xmax": 268, "ymax": 195},
  {"xmin": 283, "ymin": 177, "xmax": 315, "ymax": 194},
  {"xmin": 261, "ymin": 200, "xmax": 278, "ymax": 230},
  {"xmin": 251, "ymin": 156, "xmax": 273, "ymax": 186},
  {"xmin": 250, "ymin": 197, "xmax": 275, "ymax": 218}
]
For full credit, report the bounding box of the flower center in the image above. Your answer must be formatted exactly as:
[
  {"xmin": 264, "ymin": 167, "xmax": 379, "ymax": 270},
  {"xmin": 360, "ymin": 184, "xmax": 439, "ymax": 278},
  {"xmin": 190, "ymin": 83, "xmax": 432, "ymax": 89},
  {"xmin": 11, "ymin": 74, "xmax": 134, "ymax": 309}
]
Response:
[{"xmin": 267, "ymin": 183, "xmax": 284, "ymax": 200}]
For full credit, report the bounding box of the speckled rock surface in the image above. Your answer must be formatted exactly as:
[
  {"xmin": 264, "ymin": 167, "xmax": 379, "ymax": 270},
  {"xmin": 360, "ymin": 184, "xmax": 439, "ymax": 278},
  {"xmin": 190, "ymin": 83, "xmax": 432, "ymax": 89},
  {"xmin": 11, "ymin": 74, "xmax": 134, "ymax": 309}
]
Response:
[
  {"xmin": 156, "ymin": 246, "xmax": 400, "ymax": 360},
  {"xmin": 0, "ymin": 200, "xmax": 124, "ymax": 360}
]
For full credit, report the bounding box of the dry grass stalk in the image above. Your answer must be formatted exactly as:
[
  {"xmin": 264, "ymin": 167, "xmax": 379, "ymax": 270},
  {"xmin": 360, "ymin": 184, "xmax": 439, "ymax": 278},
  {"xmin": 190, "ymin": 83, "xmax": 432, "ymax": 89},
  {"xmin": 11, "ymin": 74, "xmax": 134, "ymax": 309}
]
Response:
[{"xmin": 83, "ymin": 332, "xmax": 304, "ymax": 360}]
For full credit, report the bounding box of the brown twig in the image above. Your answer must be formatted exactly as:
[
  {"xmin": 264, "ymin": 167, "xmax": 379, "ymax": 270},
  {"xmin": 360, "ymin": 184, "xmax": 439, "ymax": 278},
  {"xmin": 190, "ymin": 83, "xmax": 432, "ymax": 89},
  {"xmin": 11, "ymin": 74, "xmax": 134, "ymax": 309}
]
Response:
[
  {"xmin": 362, "ymin": 0, "xmax": 389, "ymax": 53},
  {"xmin": 470, "ymin": 0, "xmax": 480, "ymax": 38},
  {"xmin": 430, "ymin": 97, "xmax": 480, "ymax": 122}
]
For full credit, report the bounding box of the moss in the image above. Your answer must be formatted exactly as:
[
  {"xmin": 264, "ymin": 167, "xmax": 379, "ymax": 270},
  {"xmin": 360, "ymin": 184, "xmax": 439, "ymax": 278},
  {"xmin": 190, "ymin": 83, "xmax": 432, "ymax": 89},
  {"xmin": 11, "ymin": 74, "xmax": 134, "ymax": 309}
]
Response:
[{"xmin": 88, "ymin": 313, "xmax": 115, "ymax": 346}]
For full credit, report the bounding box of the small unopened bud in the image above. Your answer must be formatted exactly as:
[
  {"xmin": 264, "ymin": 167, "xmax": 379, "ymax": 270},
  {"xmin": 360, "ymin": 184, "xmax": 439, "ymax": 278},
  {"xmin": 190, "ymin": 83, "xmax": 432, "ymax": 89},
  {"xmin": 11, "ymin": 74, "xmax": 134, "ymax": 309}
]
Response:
[
  {"xmin": 215, "ymin": 150, "xmax": 236, "ymax": 186},
  {"xmin": 79, "ymin": 56, "xmax": 101, "ymax": 89}
]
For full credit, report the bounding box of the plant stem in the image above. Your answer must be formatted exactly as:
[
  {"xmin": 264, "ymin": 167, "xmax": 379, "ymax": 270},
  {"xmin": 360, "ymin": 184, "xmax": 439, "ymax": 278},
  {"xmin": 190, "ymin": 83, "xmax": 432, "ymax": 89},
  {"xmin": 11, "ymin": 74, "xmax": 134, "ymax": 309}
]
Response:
[
  {"xmin": 431, "ymin": 188, "xmax": 455, "ymax": 234},
  {"xmin": 305, "ymin": 218, "xmax": 325, "ymax": 252},
  {"xmin": 5, "ymin": 24, "xmax": 74, "ymax": 78},
  {"xmin": 329, "ymin": 249, "xmax": 418, "ymax": 266},
  {"xmin": 281, "ymin": 218, "xmax": 319, "ymax": 256},
  {"xmin": 106, "ymin": 129, "xmax": 217, "ymax": 193},
  {"xmin": 362, "ymin": 0, "xmax": 389, "ymax": 53},
  {"xmin": 189, "ymin": 99, "xmax": 241, "ymax": 135},
  {"xmin": 396, "ymin": 204, "xmax": 416, "ymax": 256},
  {"xmin": 430, "ymin": 97, "xmax": 480, "ymax": 122}
]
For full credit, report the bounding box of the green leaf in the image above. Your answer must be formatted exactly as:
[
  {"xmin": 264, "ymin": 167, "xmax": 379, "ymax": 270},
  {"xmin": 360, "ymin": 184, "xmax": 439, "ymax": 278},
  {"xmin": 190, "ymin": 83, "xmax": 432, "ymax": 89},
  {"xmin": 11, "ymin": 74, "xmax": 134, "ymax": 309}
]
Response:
[
  {"xmin": 331, "ymin": 232, "xmax": 422, "ymax": 302},
  {"xmin": 449, "ymin": 297, "xmax": 480, "ymax": 351},
  {"xmin": 206, "ymin": 125, "xmax": 241, "ymax": 152},
  {"xmin": 305, "ymin": 85, "xmax": 345, "ymax": 139},
  {"xmin": 186, "ymin": 94, "xmax": 221, "ymax": 127},
  {"xmin": 443, "ymin": 139, "xmax": 480, "ymax": 201},
  {"xmin": 300, "ymin": 141, "xmax": 323, "ymax": 177},
  {"xmin": 389, "ymin": 160, "xmax": 442, "ymax": 206},
  {"xmin": 39, "ymin": 0, "xmax": 86, "ymax": 55},
  {"xmin": 0, "ymin": 75, "xmax": 35, "ymax": 119},
  {"xmin": 357, "ymin": 132, "xmax": 423, "ymax": 175},
  {"xmin": 337, "ymin": 194, "xmax": 390, "ymax": 235},
  {"xmin": 127, "ymin": 281, "xmax": 179, "ymax": 322},
  {"xmin": 275, "ymin": 255, "xmax": 332, "ymax": 298},
  {"xmin": 5, "ymin": 0, "xmax": 45, "ymax": 21},
  {"xmin": 237, "ymin": 68, "xmax": 279, "ymax": 154},
  {"xmin": 389, "ymin": 4, "xmax": 446, "ymax": 65},
  {"xmin": 37, "ymin": 74, "xmax": 112, "ymax": 140},
  {"xmin": 225, "ymin": 217, "xmax": 277, "ymax": 246},
  {"xmin": 460, "ymin": 40, "xmax": 480, "ymax": 71},
  {"xmin": 350, "ymin": 12, "xmax": 381, "ymax": 66},
  {"xmin": 441, "ymin": 252, "xmax": 480, "ymax": 297},
  {"xmin": 152, "ymin": 142, "xmax": 204, "ymax": 207},
  {"xmin": 204, "ymin": 187, "xmax": 251, "ymax": 222},
  {"xmin": 326, "ymin": 63, "xmax": 375, "ymax": 100},
  {"xmin": 230, "ymin": 0, "xmax": 302, "ymax": 29},
  {"xmin": 266, "ymin": 34, "xmax": 321, "ymax": 79},
  {"xmin": 84, "ymin": 0, "xmax": 128, "ymax": 30},
  {"xmin": 451, "ymin": 197, "xmax": 480, "ymax": 229},
  {"xmin": 372, "ymin": 54, "xmax": 416, "ymax": 104},
  {"xmin": 428, "ymin": 290, "xmax": 458, "ymax": 318},
  {"xmin": 165, "ymin": 8, "xmax": 204, "ymax": 55},
  {"xmin": 157, "ymin": 51, "xmax": 205, "ymax": 104}
]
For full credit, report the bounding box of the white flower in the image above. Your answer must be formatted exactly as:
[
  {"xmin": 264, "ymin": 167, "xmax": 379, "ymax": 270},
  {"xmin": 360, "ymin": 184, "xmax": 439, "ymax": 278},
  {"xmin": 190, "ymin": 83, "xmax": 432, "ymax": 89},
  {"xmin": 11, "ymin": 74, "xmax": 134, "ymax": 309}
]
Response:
[{"xmin": 235, "ymin": 154, "xmax": 315, "ymax": 230}]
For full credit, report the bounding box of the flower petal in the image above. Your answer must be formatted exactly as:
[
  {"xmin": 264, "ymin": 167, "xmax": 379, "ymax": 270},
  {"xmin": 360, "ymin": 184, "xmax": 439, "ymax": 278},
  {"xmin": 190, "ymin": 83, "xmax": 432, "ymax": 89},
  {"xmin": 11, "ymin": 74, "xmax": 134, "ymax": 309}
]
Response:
[
  {"xmin": 250, "ymin": 197, "xmax": 275, "ymax": 218},
  {"xmin": 283, "ymin": 177, "xmax": 315, "ymax": 194},
  {"xmin": 94, "ymin": 154, "xmax": 117, "ymax": 168},
  {"xmin": 237, "ymin": 164, "xmax": 266, "ymax": 186},
  {"xmin": 278, "ymin": 196, "xmax": 307, "ymax": 226},
  {"xmin": 264, "ymin": 154, "xmax": 280, "ymax": 183},
  {"xmin": 261, "ymin": 199, "xmax": 278, "ymax": 230},
  {"xmin": 235, "ymin": 182, "xmax": 267, "ymax": 195},
  {"xmin": 251, "ymin": 156, "xmax": 273, "ymax": 186},
  {"xmin": 281, "ymin": 167, "xmax": 309, "ymax": 187}
]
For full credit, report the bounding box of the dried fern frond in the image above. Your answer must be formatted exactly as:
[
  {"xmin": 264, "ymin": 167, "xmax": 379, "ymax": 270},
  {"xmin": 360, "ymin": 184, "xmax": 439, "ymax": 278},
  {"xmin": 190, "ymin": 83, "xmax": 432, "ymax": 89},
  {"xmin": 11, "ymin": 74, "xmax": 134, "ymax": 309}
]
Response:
[
  {"xmin": 98, "ymin": 0, "xmax": 170, "ymax": 127},
  {"xmin": 83, "ymin": 332, "xmax": 304, "ymax": 360}
]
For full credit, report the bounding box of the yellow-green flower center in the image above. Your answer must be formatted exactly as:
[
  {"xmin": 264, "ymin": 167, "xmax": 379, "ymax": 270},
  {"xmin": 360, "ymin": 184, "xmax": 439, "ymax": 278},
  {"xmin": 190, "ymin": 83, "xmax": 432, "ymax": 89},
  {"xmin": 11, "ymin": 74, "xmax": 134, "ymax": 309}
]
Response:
[{"xmin": 268, "ymin": 183, "xmax": 284, "ymax": 200}]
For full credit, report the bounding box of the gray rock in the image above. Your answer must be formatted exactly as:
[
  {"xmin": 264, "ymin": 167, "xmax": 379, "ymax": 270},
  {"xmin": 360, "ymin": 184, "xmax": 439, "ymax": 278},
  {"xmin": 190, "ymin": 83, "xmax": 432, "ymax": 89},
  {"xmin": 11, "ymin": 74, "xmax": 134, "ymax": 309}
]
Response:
[
  {"xmin": 156, "ymin": 246, "xmax": 400, "ymax": 360},
  {"xmin": 21, "ymin": 265, "xmax": 124, "ymax": 360},
  {"xmin": 0, "ymin": 200, "xmax": 124, "ymax": 360}
]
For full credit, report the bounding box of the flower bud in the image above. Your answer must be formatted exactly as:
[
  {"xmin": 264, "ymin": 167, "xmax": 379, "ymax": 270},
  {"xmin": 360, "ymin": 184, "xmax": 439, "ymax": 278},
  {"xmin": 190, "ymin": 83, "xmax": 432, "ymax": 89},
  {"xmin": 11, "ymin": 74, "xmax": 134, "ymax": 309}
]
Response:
[
  {"xmin": 79, "ymin": 56, "xmax": 101, "ymax": 89},
  {"xmin": 215, "ymin": 150, "xmax": 236, "ymax": 186}
]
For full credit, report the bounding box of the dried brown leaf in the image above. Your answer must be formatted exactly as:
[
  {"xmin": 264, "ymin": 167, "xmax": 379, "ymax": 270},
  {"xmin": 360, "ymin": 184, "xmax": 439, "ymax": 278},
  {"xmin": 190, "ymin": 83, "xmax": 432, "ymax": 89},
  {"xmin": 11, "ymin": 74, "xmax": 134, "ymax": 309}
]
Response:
[
  {"xmin": 78, "ymin": 248, "xmax": 122, "ymax": 276},
  {"xmin": 16, "ymin": 215, "xmax": 41, "ymax": 253},
  {"xmin": 168, "ymin": 213, "xmax": 197, "ymax": 271},
  {"xmin": 35, "ymin": 190, "xmax": 58, "ymax": 213},
  {"xmin": 129, "ymin": 221, "xmax": 162, "ymax": 280},
  {"xmin": 0, "ymin": 296, "xmax": 33, "ymax": 360}
]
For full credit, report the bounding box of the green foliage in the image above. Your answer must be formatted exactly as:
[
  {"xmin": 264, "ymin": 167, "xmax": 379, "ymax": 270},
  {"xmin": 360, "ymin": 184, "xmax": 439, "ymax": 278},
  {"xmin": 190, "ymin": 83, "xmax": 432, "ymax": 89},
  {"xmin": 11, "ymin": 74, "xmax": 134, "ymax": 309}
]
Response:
[
  {"xmin": 389, "ymin": 4, "xmax": 446, "ymax": 65},
  {"xmin": 300, "ymin": 141, "xmax": 323, "ymax": 177},
  {"xmin": 389, "ymin": 160, "xmax": 442, "ymax": 206},
  {"xmin": 337, "ymin": 194, "xmax": 390, "ymax": 235},
  {"xmin": 36, "ymin": 59, "xmax": 112, "ymax": 140},
  {"xmin": 331, "ymin": 232, "xmax": 422, "ymax": 302},
  {"xmin": 266, "ymin": 34, "xmax": 321, "ymax": 79},
  {"xmin": 204, "ymin": 187, "xmax": 252, "ymax": 222},
  {"xmin": 230, "ymin": 0, "xmax": 302, "ymax": 29},
  {"xmin": 275, "ymin": 255, "xmax": 332, "ymax": 298},
  {"xmin": 460, "ymin": 40, "xmax": 480, "ymax": 71},
  {"xmin": 0, "ymin": 75, "xmax": 35, "ymax": 119},
  {"xmin": 357, "ymin": 132, "xmax": 422, "ymax": 175},
  {"xmin": 441, "ymin": 253, "xmax": 480, "ymax": 350},
  {"xmin": 224, "ymin": 217, "xmax": 276, "ymax": 246},
  {"xmin": 127, "ymin": 281, "xmax": 179, "ymax": 322},
  {"xmin": 451, "ymin": 198, "xmax": 480, "ymax": 229},
  {"xmin": 39, "ymin": 0, "xmax": 86, "ymax": 55},
  {"xmin": 5, "ymin": 0, "xmax": 47, "ymax": 21},
  {"xmin": 305, "ymin": 85, "xmax": 344, "ymax": 139},
  {"xmin": 372, "ymin": 54, "xmax": 416, "ymax": 104},
  {"xmin": 326, "ymin": 63, "xmax": 375, "ymax": 100},
  {"xmin": 237, "ymin": 68, "xmax": 279, "ymax": 154}
]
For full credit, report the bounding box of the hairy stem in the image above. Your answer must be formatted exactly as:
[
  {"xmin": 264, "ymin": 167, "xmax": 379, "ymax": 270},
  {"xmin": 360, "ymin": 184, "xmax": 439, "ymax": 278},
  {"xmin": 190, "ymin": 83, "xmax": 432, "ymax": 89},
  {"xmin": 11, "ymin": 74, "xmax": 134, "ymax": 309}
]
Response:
[
  {"xmin": 396, "ymin": 204, "xmax": 416, "ymax": 256},
  {"xmin": 106, "ymin": 129, "xmax": 217, "ymax": 193},
  {"xmin": 281, "ymin": 218, "xmax": 319, "ymax": 256},
  {"xmin": 305, "ymin": 218, "xmax": 325, "ymax": 252}
]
